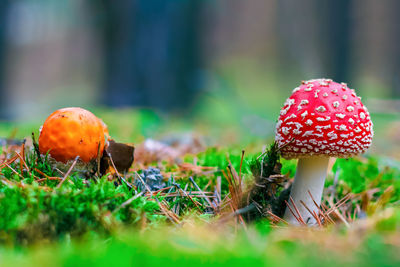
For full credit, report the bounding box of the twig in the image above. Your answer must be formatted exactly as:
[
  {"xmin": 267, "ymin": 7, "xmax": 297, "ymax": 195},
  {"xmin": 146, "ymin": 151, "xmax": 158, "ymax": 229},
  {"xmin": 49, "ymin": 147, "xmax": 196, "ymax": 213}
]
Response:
[
  {"xmin": 189, "ymin": 176, "xmax": 213, "ymax": 208},
  {"xmin": 36, "ymin": 177, "xmax": 63, "ymax": 183},
  {"xmin": 217, "ymin": 176, "xmax": 221, "ymax": 202},
  {"xmin": 113, "ymin": 192, "xmax": 144, "ymax": 214},
  {"xmin": 284, "ymin": 200, "xmax": 301, "ymax": 224},
  {"xmin": 56, "ymin": 156, "xmax": 79, "ymax": 188},
  {"xmin": 19, "ymin": 142, "xmax": 25, "ymax": 174},
  {"xmin": 173, "ymin": 183, "xmax": 202, "ymax": 209},
  {"xmin": 308, "ymin": 191, "xmax": 335, "ymax": 224},
  {"xmin": 34, "ymin": 168, "xmax": 49, "ymax": 179},
  {"xmin": 327, "ymin": 198, "xmax": 350, "ymax": 227},
  {"xmin": 96, "ymin": 141, "xmax": 102, "ymax": 177},
  {"xmin": 31, "ymin": 132, "xmax": 43, "ymax": 164},
  {"xmin": 16, "ymin": 151, "xmax": 30, "ymax": 175},
  {"xmin": 0, "ymin": 155, "xmax": 18, "ymax": 170},
  {"xmin": 266, "ymin": 211, "xmax": 289, "ymax": 225},
  {"xmin": 239, "ymin": 150, "xmax": 245, "ymax": 187},
  {"xmin": 285, "ymin": 198, "xmax": 306, "ymax": 225},
  {"xmin": 289, "ymin": 196, "xmax": 307, "ymax": 225},
  {"xmin": 106, "ymin": 151, "xmax": 133, "ymax": 189},
  {"xmin": 300, "ymin": 200, "xmax": 322, "ymax": 227},
  {"xmin": 3, "ymin": 162, "xmax": 25, "ymax": 179},
  {"xmin": 325, "ymin": 194, "xmax": 352, "ymax": 216}
]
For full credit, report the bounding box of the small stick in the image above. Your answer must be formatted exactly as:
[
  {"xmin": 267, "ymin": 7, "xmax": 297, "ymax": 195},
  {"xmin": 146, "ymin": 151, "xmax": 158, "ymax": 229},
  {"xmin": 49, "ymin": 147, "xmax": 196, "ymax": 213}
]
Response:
[
  {"xmin": 239, "ymin": 150, "xmax": 245, "ymax": 186},
  {"xmin": 189, "ymin": 176, "xmax": 213, "ymax": 208},
  {"xmin": 19, "ymin": 142, "xmax": 24, "ymax": 174},
  {"xmin": 145, "ymin": 186, "xmax": 174, "ymax": 197},
  {"xmin": 313, "ymin": 210, "xmax": 323, "ymax": 227},
  {"xmin": 36, "ymin": 177, "xmax": 63, "ymax": 183},
  {"xmin": 173, "ymin": 183, "xmax": 202, "ymax": 209},
  {"xmin": 55, "ymin": 168, "xmax": 65, "ymax": 176},
  {"xmin": 325, "ymin": 194, "xmax": 352, "ymax": 216},
  {"xmin": 266, "ymin": 211, "xmax": 289, "ymax": 225},
  {"xmin": 0, "ymin": 155, "xmax": 19, "ymax": 170},
  {"xmin": 31, "ymin": 132, "xmax": 43, "ymax": 164},
  {"xmin": 217, "ymin": 176, "xmax": 221, "ymax": 202},
  {"xmin": 289, "ymin": 196, "xmax": 306, "ymax": 225},
  {"xmin": 284, "ymin": 200, "xmax": 303, "ymax": 225},
  {"xmin": 260, "ymin": 145, "xmax": 266, "ymax": 178},
  {"xmin": 16, "ymin": 151, "xmax": 30, "ymax": 174},
  {"xmin": 308, "ymin": 190, "xmax": 335, "ymax": 224},
  {"xmin": 34, "ymin": 168, "xmax": 49, "ymax": 179},
  {"xmin": 320, "ymin": 202, "xmax": 336, "ymax": 225},
  {"xmin": 113, "ymin": 192, "xmax": 144, "ymax": 214},
  {"xmin": 56, "ymin": 156, "xmax": 79, "ymax": 188},
  {"xmin": 308, "ymin": 190, "xmax": 329, "ymax": 214},
  {"xmin": 3, "ymin": 162, "xmax": 25, "ymax": 180},
  {"xmin": 107, "ymin": 151, "xmax": 133, "ymax": 189},
  {"xmin": 300, "ymin": 200, "xmax": 322, "ymax": 227},
  {"xmin": 327, "ymin": 198, "xmax": 350, "ymax": 227}
]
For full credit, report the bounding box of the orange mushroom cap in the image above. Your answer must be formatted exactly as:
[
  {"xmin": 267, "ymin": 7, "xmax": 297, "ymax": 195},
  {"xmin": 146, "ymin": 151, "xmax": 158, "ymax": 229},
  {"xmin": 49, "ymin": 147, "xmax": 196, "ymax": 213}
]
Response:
[{"xmin": 39, "ymin": 107, "xmax": 108, "ymax": 163}]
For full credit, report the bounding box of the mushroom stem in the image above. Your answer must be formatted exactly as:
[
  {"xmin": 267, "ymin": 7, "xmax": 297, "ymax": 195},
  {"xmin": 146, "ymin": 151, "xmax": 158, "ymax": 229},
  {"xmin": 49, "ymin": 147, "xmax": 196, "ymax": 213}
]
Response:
[{"xmin": 283, "ymin": 156, "xmax": 330, "ymax": 225}]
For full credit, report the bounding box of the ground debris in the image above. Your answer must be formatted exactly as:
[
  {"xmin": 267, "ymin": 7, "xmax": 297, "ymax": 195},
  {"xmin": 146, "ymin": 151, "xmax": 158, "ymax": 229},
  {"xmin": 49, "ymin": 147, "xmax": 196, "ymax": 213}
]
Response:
[
  {"xmin": 135, "ymin": 167, "xmax": 165, "ymax": 192},
  {"xmin": 238, "ymin": 143, "xmax": 290, "ymax": 222}
]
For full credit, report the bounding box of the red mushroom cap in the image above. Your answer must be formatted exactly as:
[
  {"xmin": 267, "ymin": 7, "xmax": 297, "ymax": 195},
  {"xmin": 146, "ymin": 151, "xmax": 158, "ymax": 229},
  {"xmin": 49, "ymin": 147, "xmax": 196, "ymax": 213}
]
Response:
[{"xmin": 275, "ymin": 78, "xmax": 373, "ymax": 159}]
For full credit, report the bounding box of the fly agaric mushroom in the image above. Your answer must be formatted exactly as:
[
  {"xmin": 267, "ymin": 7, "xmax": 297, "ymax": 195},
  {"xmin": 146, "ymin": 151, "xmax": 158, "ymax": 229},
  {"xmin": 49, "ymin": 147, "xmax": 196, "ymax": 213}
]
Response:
[
  {"xmin": 39, "ymin": 107, "xmax": 109, "ymax": 172},
  {"xmin": 275, "ymin": 78, "xmax": 373, "ymax": 225}
]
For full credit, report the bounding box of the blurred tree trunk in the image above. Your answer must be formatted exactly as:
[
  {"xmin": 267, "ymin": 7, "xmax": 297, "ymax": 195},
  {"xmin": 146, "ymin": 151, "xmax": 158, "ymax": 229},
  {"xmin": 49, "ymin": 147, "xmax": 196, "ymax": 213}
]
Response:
[
  {"xmin": 389, "ymin": 1, "xmax": 400, "ymax": 97},
  {"xmin": 93, "ymin": 0, "xmax": 204, "ymax": 112},
  {"xmin": 0, "ymin": 1, "xmax": 9, "ymax": 119},
  {"xmin": 322, "ymin": 0, "xmax": 352, "ymax": 83},
  {"xmin": 352, "ymin": 0, "xmax": 400, "ymax": 97}
]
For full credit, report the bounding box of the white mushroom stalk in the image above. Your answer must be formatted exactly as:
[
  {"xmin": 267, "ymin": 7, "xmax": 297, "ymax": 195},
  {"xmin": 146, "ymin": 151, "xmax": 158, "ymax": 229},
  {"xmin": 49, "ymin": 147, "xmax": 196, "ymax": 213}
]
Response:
[
  {"xmin": 275, "ymin": 78, "xmax": 373, "ymax": 226},
  {"xmin": 283, "ymin": 157, "xmax": 329, "ymax": 225}
]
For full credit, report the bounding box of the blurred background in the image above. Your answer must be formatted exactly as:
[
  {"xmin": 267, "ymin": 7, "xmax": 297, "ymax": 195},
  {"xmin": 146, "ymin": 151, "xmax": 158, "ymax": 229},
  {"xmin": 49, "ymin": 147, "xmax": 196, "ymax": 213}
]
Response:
[{"xmin": 0, "ymin": 0, "xmax": 399, "ymax": 156}]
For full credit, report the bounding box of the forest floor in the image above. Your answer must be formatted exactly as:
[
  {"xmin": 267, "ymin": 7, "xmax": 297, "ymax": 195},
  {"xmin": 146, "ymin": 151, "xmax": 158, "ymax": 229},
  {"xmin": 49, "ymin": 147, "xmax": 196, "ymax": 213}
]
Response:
[{"xmin": 0, "ymin": 109, "xmax": 400, "ymax": 267}]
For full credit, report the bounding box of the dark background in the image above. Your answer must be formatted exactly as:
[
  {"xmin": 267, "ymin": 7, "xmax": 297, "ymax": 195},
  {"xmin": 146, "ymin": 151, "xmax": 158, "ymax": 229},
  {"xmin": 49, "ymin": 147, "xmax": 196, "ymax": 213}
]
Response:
[{"xmin": 0, "ymin": 0, "xmax": 399, "ymax": 120}]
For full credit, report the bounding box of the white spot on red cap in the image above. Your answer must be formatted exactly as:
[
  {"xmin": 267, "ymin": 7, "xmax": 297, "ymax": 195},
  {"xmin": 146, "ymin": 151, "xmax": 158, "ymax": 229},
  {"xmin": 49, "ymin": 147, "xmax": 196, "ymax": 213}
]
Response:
[
  {"xmin": 336, "ymin": 125, "xmax": 348, "ymax": 131},
  {"xmin": 300, "ymin": 100, "xmax": 309, "ymax": 105},
  {"xmin": 319, "ymin": 81, "xmax": 328, "ymax": 86},
  {"xmin": 293, "ymin": 129, "xmax": 302, "ymax": 135},
  {"xmin": 284, "ymin": 113, "xmax": 297, "ymax": 122},
  {"xmin": 302, "ymin": 131, "xmax": 314, "ymax": 137},
  {"xmin": 316, "ymin": 106, "xmax": 326, "ymax": 113},
  {"xmin": 282, "ymin": 127, "xmax": 291, "ymax": 135},
  {"xmin": 333, "ymin": 101, "xmax": 340, "ymax": 108},
  {"xmin": 316, "ymin": 116, "xmax": 330, "ymax": 122},
  {"xmin": 335, "ymin": 113, "xmax": 346, "ymax": 119},
  {"xmin": 315, "ymin": 125, "xmax": 331, "ymax": 132}
]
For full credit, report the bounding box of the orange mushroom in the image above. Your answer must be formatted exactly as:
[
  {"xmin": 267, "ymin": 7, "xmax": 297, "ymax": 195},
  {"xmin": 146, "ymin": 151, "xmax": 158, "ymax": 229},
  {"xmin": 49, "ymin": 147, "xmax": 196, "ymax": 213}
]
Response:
[{"xmin": 39, "ymin": 107, "xmax": 109, "ymax": 163}]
